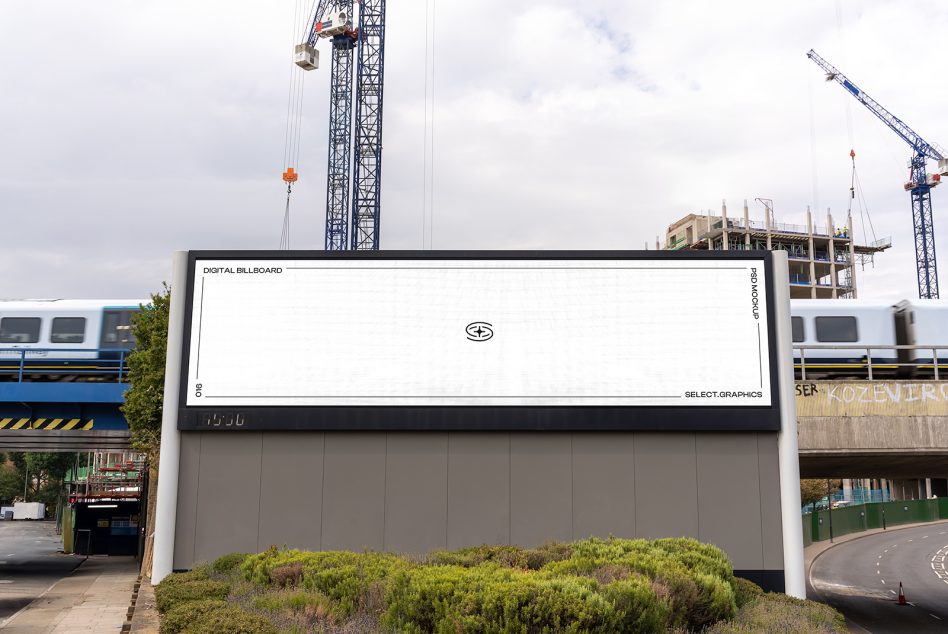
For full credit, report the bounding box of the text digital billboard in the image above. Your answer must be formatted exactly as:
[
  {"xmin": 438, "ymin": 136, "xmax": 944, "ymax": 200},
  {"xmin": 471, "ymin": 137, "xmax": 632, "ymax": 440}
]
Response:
[{"xmin": 178, "ymin": 251, "xmax": 780, "ymax": 431}]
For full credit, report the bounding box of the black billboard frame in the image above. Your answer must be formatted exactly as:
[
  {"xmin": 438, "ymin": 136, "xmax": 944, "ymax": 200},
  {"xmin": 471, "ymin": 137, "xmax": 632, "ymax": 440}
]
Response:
[{"xmin": 177, "ymin": 250, "xmax": 782, "ymax": 432}]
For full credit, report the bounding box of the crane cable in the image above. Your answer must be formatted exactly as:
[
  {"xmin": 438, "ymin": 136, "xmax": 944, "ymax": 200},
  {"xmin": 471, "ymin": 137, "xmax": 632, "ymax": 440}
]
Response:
[
  {"xmin": 280, "ymin": 0, "xmax": 314, "ymax": 249},
  {"xmin": 421, "ymin": 0, "xmax": 437, "ymax": 249},
  {"xmin": 849, "ymin": 150, "xmax": 879, "ymax": 265}
]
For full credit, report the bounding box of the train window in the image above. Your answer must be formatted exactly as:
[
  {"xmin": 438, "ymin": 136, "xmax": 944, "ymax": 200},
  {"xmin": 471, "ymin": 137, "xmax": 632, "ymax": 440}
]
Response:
[
  {"xmin": 815, "ymin": 316, "xmax": 858, "ymax": 342},
  {"xmin": 791, "ymin": 317, "xmax": 805, "ymax": 342},
  {"xmin": 0, "ymin": 317, "xmax": 41, "ymax": 343},
  {"xmin": 51, "ymin": 317, "xmax": 86, "ymax": 344},
  {"xmin": 100, "ymin": 310, "xmax": 138, "ymax": 348}
]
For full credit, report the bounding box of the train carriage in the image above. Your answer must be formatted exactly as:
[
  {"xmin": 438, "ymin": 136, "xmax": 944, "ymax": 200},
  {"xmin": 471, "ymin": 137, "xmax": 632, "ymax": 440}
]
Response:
[{"xmin": 0, "ymin": 299, "xmax": 146, "ymax": 380}]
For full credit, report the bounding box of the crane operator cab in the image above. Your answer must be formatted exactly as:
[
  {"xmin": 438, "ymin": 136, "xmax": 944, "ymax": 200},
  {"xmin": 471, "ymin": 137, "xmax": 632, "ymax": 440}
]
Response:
[{"xmin": 295, "ymin": 9, "xmax": 353, "ymax": 70}]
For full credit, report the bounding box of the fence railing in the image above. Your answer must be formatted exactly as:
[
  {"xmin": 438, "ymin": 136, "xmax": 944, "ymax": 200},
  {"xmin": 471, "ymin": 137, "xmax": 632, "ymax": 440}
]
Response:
[
  {"xmin": 0, "ymin": 348, "xmax": 131, "ymax": 383},
  {"xmin": 794, "ymin": 344, "xmax": 948, "ymax": 380}
]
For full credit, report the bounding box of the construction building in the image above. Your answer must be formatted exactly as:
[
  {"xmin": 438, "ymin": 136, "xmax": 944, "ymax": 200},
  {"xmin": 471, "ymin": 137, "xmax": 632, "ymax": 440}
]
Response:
[{"xmin": 662, "ymin": 201, "xmax": 891, "ymax": 299}]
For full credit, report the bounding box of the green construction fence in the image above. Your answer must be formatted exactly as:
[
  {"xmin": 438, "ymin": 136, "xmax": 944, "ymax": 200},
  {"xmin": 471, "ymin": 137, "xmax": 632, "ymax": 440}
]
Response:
[{"xmin": 803, "ymin": 498, "xmax": 948, "ymax": 546}]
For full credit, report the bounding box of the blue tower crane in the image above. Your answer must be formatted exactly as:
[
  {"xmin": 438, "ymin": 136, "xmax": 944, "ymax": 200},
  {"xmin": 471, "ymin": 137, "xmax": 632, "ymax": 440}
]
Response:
[
  {"xmin": 808, "ymin": 49, "xmax": 948, "ymax": 299},
  {"xmin": 296, "ymin": 0, "xmax": 387, "ymax": 250}
]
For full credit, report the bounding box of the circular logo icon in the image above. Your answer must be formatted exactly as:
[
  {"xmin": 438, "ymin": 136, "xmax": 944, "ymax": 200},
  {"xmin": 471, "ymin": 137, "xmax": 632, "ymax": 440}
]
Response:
[{"xmin": 465, "ymin": 322, "xmax": 493, "ymax": 342}]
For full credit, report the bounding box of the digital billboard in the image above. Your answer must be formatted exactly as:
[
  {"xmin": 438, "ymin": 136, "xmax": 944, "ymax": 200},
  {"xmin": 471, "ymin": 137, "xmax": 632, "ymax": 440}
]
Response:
[{"xmin": 178, "ymin": 251, "xmax": 780, "ymax": 431}]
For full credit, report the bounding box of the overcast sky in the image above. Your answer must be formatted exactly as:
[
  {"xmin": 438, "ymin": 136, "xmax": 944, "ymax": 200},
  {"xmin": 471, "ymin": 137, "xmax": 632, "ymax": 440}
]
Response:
[{"xmin": 1, "ymin": 0, "xmax": 946, "ymax": 301}]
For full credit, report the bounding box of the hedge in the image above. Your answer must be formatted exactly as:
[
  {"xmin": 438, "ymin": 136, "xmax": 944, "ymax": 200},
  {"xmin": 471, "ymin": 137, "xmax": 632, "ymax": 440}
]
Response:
[{"xmin": 158, "ymin": 538, "xmax": 842, "ymax": 633}]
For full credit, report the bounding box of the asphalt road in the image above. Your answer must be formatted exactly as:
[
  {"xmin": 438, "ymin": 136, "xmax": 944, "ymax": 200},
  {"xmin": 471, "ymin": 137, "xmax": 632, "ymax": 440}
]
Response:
[
  {"xmin": 0, "ymin": 520, "xmax": 83, "ymax": 625},
  {"xmin": 809, "ymin": 522, "xmax": 948, "ymax": 633}
]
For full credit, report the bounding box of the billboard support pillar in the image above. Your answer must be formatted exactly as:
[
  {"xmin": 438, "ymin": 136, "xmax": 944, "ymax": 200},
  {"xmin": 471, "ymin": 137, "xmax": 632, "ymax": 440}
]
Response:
[
  {"xmin": 152, "ymin": 251, "xmax": 188, "ymax": 584},
  {"xmin": 773, "ymin": 251, "xmax": 805, "ymax": 598}
]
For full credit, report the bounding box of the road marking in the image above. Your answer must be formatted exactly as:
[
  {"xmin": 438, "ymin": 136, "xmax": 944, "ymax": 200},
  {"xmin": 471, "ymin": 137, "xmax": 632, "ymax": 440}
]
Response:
[
  {"xmin": 931, "ymin": 614, "xmax": 942, "ymax": 621},
  {"xmin": 889, "ymin": 590, "xmax": 896, "ymax": 595},
  {"xmin": 923, "ymin": 535, "xmax": 929, "ymax": 539},
  {"xmin": 878, "ymin": 555, "xmax": 883, "ymax": 559},
  {"xmin": 0, "ymin": 580, "xmax": 11, "ymax": 584},
  {"xmin": 877, "ymin": 570, "xmax": 880, "ymax": 574},
  {"xmin": 881, "ymin": 579, "xmax": 886, "ymax": 584},
  {"xmin": 909, "ymin": 539, "xmax": 914, "ymax": 542},
  {"xmin": 931, "ymin": 545, "xmax": 948, "ymax": 586}
]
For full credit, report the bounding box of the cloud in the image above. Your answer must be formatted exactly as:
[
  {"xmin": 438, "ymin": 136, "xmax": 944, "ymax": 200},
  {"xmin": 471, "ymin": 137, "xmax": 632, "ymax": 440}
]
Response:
[{"xmin": 0, "ymin": 0, "xmax": 945, "ymax": 301}]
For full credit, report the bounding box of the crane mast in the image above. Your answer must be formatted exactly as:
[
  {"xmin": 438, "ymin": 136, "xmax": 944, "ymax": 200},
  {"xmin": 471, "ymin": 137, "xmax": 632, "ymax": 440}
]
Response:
[
  {"xmin": 807, "ymin": 49, "xmax": 948, "ymax": 299},
  {"xmin": 298, "ymin": 0, "xmax": 387, "ymax": 251}
]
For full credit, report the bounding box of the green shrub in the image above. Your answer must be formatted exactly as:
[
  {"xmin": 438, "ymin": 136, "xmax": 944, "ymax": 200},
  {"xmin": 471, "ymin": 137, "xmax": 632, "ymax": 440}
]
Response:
[
  {"xmin": 731, "ymin": 576, "xmax": 764, "ymax": 608},
  {"xmin": 154, "ymin": 579, "xmax": 230, "ymax": 613},
  {"xmin": 159, "ymin": 599, "xmax": 225, "ymax": 634},
  {"xmin": 542, "ymin": 537, "xmax": 736, "ymax": 629},
  {"xmin": 210, "ymin": 553, "xmax": 249, "ymax": 576},
  {"xmin": 427, "ymin": 542, "xmax": 575, "ymax": 571},
  {"xmin": 383, "ymin": 563, "xmax": 633, "ymax": 633},
  {"xmin": 252, "ymin": 588, "xmax": 335, "ymax": 617},
  {"xmin": 157, "ymin": 566, "xmax": 210, "ymax": 588},
  {"xmin": 181, "ymin": 604, "xmax": 279, "ymax": 634},
  {"xmin": 241, "ymin": 548, "xmax": 407, "ymax": 615},
  {"xmin": 706, "ymin": 591, "xmax": 846, "ymax": 633},
  {"xmin": 600, "ymin": 576, "xmax": 669, "ymax": 632}
]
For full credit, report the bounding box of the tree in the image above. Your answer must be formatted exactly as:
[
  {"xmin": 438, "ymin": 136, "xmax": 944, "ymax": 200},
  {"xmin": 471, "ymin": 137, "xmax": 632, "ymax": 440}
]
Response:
[
  {"xmin": 122, "ymin": 285, "xmax": 171, "ymax": 461},
  {"xmin": 800, "ymin": 478, "xmax": 842, "ymax": 508},
  {"xmin": 1, "ymin": 452, "xmax": 77, "ymax": 510},
  {"xmin": 120, "ymin": 285, "xmax": 170, "ymax": 577}
]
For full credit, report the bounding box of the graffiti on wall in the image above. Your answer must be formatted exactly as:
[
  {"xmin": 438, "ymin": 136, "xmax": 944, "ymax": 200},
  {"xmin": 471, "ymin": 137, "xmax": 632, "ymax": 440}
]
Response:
[{"xmin": 796, "ymin": 382, "xmax": 948, "ymax": 417}]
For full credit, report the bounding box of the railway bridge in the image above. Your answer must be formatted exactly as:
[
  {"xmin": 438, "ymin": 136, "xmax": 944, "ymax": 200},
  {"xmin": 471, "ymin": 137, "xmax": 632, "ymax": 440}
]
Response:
[
  {"xmin": 0, "ymin": 348, "xmax": 131, "ymax": 452},
  {"xmin": 796, "ymin": 379, "xmax": 948, "ymax": 483}
]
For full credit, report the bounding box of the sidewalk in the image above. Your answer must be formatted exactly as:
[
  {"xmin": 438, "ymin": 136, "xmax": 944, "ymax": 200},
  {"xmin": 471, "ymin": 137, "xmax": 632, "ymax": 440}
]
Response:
[{"xmin": 2, "ymin": 557, "xmax": 138, "ymax": 633}]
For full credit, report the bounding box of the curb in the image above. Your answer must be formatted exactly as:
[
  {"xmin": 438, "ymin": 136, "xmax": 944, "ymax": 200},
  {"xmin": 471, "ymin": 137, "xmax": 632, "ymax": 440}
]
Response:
[
  {"xmin": 122, "ymin": 574, "xmax": 143, "ymax": 633},
  {"xmin": 807, "ymin": 517, "xmax": 948, "ymax": 577}
]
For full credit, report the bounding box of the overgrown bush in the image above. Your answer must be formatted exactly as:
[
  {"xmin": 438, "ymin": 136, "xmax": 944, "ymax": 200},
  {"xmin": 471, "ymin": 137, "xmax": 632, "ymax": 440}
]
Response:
[
  {"xmin": 382, "ymin": 563, "xmax": 623, "ymax": 633},
  {"xmin": 210, "ymin": 552, "xmax": 249, "ymax": 576},
  {"xmin": 154, "ymin": 579, "xmax": 230, "ymax": 614},
  {"xmin": 731, "ymin": 576, "xmax": 764, "ymax": 608},
  {"xmin": 427, "ymin": 542, "xmax": 574, "ymax": 570},
  {"xmin": 182, "ymin": 603, "xmax": 279, "ymax": 634},
  {"xmin": 241, "ymin": 548, "xmax": 407, "ymax": 615},
  {"xmin": 159, "ymin": 599, "xmax": 225, "ymax": 634},
  {"xmin": 159, "ymin": 538, "xmax": 839, "ymax": 633},
  {"xmin": 705, "ymin": 590, "xmax": 846, "ymax": 633}
]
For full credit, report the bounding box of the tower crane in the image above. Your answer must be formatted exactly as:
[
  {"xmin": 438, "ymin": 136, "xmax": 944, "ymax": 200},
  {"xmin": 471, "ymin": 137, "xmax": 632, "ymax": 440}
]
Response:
[
  {"xmin": 295, "ymin": 0, "xmax": 387, "ymax": 250},
  {"xmin": 807, "ymin": 49, "xmax": 948, "ymax": 299}
]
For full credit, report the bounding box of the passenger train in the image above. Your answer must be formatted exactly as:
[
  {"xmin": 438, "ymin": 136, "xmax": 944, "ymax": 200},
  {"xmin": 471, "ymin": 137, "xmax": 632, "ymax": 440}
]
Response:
[
  {"xmin": 0, "ymin": 298, "xmax": 945, "ymax": 379},
  {"xmin": 0, "ymin": 300, "xmax": 145, "ymax": 378}
]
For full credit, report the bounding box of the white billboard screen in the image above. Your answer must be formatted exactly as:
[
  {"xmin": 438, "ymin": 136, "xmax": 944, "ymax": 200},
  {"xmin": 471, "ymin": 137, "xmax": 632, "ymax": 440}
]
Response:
[{"xmin": 183, "ymin": 255, "xmax": 773, "ymax": 411}]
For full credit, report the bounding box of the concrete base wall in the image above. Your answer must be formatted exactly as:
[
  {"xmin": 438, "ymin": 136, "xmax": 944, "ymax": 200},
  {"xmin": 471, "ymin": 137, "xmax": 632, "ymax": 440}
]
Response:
[{"xmin": 172, "ymin": 431, "xmax": 785, "ymax": 585}]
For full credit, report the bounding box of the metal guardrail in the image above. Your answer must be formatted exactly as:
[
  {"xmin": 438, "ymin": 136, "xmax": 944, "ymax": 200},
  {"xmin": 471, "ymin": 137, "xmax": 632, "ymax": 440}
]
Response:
[
  {"xmin": 794, "ymin": 344, "xmax": 948, "ymax": 380},
  {"xmin": 0, "ymin": 348, "xmax": 131, "ymax": 383}
]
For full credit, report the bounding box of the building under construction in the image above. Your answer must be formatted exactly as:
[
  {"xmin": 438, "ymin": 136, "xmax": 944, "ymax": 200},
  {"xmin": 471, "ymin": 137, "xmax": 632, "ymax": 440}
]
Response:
[{"xmin": 663, "ymin": 202, "xmax": 891, "ymax": 299}]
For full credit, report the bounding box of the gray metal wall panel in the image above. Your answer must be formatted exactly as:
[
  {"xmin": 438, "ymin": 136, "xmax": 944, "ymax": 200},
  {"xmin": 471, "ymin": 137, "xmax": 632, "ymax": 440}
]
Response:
[
  {"xmin": 384, "ymin": 433, "xmax": 448, "ymax": 553},
  {"xmin": 172, "ymin": 432, "xmax": 201, "ymax": 568},
  {"xmin": 510, "ymin": 434, "xmax": 572, "ymax": 545},
  {"xmin": 695, "ymin": 434, "xmax": 764, "ymax": 570},
  {"xmin": 193, "ymin": 433, "xmax": 262, "ymax": 563},
  {"xmin": 633, "ymin": 433, "xmax": 699, "ymax": 539},
  {"xmin": 258, "ymin": 432, "xmax": 324, "ymax": 551},
  {"xmin": 572, "ymin": 433, "xmax": 636, "ymax": 540},
  {"xmin": 173, "ymin": 430, "xmax": 784, "ymax": 580},
  {"xmin": 320, "ymin": 433, "xmax": 386, "ymax": 551},
  {"xmin": 756, "ymin": 433, "xmax": 786, "ymax": 569},
  {"xmin": 446, "ymin": 433, "xmax": 510, "ymax": 549}
]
